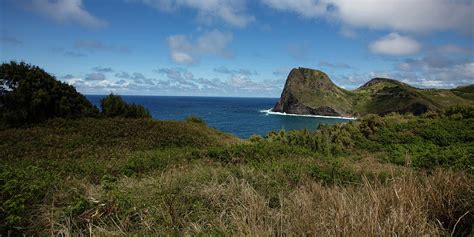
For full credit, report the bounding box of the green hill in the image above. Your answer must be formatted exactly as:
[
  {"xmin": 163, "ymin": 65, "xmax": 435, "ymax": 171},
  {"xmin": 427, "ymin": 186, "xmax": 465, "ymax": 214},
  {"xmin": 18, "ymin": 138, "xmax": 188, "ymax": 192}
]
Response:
[{"xmin": 273, "ymin": 68, "xmax": 474, "ymax": 117}]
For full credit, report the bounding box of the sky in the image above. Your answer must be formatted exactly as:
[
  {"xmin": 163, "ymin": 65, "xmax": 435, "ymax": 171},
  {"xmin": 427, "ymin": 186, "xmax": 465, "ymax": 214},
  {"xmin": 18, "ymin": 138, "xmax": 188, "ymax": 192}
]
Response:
[{"xmin": 1, "ymin": 0, "xmax": 473, "ymax": 97}]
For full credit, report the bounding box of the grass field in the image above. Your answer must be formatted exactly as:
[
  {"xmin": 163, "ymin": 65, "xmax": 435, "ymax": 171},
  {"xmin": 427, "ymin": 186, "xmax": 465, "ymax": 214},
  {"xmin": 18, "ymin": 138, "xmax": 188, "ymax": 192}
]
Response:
[{"xmin": 1, "ymin": 109, "xmax": 473, "ymax": 235}]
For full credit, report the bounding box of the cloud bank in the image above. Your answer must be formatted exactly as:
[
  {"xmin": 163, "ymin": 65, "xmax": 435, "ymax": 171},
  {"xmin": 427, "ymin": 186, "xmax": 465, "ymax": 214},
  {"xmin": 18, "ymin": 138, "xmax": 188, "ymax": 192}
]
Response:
[{"xmin": 262, "ymin": 0, "xmax": 474, "ymax": 34}]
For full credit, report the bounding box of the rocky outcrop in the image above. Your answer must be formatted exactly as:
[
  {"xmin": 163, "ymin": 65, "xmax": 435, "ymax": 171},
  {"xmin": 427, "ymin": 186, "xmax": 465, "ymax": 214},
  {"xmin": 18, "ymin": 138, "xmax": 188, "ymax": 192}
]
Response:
[
  {"xmin": 272, "ymin": 67, "xmax": 474, "ymax": 117},
  {"xmin": 272, "ymin": 67, "xmax": 349, "ymax": 116},
  {"xmin": 273, "ymin": 92, "xmax": 340, "ymax": 116}
]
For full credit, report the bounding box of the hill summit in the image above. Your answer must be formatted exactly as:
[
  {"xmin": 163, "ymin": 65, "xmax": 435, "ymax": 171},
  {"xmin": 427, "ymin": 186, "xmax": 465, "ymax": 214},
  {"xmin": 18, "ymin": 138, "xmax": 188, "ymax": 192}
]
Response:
[{"xmin": 273, "ymin": 67, "xmax": 474, "ymax": 117}]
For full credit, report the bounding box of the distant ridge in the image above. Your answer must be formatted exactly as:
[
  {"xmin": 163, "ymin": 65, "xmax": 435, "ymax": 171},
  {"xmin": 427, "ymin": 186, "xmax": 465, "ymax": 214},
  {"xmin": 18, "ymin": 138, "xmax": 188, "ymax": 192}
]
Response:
[{"xmin": 273, "ymin": 67, "xmax": 474, "ymax": 117}]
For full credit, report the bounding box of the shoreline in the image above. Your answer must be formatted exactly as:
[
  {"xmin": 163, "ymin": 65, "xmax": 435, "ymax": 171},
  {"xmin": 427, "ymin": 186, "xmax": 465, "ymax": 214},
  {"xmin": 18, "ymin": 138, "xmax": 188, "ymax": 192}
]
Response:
[{"xmin": 260, "ymin": 109, "xmax": 357, "ymax": 120}]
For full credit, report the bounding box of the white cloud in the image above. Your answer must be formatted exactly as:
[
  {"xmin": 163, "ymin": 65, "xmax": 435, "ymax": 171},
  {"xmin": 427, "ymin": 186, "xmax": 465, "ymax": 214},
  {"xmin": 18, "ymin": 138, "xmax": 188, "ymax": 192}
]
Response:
[
  {"xmin": 85, "ymin": 72, "xmax": 106, "ymax": 81},
  {"xmin": 262, "ymin": 0, "xmax": 474, "ymax": 34},
  {"xmin": 167, "ymin": 30, "xmax": 233, "ymax": 64},
  {"xmin": 334, "ymin": 58, "xmax": 474, "ymax": 90},
  {"xmin": 63, "ymin": 66, "xmax": 283, "ymax": 96},
  {"xmin": 261, "ymin": 0, "xmax": 327, "ymax": 18},
  {"xmin": 131, "ymin": 0, "xmax": 254, "ymax": 27},
  {"xmin": 170, "ymin": 52, "xmax": 195, "ymax": 64},
  {"xmin": 30, "ymin": 0, "xmax": 107, "ymax": 28},
  {"xmin": 394, "ymin": 61, "xmax": 474, "ymax": 88},
  {"xmin": 369, "ymin": 33, "xmax": 421, "ymax": 56}
]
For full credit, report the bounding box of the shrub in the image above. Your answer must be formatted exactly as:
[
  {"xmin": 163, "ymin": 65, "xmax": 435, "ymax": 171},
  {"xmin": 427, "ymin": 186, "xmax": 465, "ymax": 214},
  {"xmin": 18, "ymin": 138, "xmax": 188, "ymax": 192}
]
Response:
[
  {"xmin": 100, "ymin": 94, "xmax": 151, "ymax": 118},
  {"xmin": 0, "ymin": 165, "xmax": 54, "ymax": 233},
  {"xmin": 444, "ymin": 105, "xmax": 474, "ymax": 119},
  {"xmin": 185, "ymin": 115, "xmax": 206, "ymax": 125}
]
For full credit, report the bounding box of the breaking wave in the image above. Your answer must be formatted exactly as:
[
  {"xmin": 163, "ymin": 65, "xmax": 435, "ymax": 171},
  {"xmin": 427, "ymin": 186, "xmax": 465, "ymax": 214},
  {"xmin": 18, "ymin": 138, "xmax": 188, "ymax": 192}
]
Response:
[{"xmin": 259, "ymin": 109, "xmax": 357, "ymax": 120}]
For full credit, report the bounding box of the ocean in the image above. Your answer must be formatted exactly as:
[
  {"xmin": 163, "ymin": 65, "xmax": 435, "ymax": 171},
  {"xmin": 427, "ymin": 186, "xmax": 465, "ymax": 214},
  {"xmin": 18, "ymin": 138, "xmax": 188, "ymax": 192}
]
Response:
[{"xmin": 86, "ymin": 95, "xmax": 352, "ymax": 138}]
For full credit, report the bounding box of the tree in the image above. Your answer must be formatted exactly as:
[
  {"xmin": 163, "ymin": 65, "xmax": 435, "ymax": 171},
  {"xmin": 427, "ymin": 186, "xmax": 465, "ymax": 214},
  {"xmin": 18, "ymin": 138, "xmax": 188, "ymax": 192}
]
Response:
[
  {"xmin": 100, "ymin": 94, "xmax": 151, "ymax": 118},
  {"xmin": 0, "ymin": 61, "xmax": 99, "ymax": 128}
]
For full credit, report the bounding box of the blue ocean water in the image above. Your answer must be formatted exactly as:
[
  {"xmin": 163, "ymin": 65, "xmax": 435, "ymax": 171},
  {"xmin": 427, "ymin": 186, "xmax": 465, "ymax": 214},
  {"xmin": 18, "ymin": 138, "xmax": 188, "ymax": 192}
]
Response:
[{"xmin": 86, "ymin": 95, "xmax": 351, "ymax": 138}]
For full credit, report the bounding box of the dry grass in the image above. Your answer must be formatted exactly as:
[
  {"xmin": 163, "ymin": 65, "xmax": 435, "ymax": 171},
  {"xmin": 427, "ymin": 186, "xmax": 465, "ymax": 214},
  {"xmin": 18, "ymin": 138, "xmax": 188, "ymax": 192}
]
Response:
[
  {"xmin": 198, "ymin": 170, "xmax": 472, "ymax": 236},
  {"xmin": 48, "ymin": 168, "xmax": 473, "ymax": 236}
]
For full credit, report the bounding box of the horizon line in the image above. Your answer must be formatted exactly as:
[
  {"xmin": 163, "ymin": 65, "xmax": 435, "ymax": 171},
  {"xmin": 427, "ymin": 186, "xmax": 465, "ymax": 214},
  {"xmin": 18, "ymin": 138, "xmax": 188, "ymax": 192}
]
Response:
[{"xmin": 84, "ymin": 94, "xmax": 281, "ymax": 99}]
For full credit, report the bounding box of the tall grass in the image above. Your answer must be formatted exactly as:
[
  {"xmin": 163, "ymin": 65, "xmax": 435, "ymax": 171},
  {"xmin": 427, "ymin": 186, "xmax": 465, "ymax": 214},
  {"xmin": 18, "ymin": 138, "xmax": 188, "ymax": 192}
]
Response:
[{"xmin": 47, "ymin": 169, "xmax": 473, "ymax": 236}]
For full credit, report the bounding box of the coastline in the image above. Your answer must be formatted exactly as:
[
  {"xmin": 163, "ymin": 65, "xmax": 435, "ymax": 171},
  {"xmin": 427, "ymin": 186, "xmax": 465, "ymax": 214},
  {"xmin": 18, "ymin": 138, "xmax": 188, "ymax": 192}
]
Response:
[{"xmin": 260, "ymin": 109, "xmax": 357, "ymax": 120}]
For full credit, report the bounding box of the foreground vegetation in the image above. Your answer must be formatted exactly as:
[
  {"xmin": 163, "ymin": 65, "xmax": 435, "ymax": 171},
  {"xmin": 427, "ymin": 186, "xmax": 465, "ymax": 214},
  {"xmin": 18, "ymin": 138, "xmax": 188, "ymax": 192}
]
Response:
[{"xmin": 1, "ymin": 107, "xmax": 473, "ymax": 236}]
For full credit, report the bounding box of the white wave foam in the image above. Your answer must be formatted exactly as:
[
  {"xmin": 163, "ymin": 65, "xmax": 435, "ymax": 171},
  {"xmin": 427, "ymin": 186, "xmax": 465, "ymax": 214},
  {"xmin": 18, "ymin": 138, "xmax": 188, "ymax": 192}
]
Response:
[{"xmin": 260, "ymin": 109, "xmax": 357, "ymax": 120}]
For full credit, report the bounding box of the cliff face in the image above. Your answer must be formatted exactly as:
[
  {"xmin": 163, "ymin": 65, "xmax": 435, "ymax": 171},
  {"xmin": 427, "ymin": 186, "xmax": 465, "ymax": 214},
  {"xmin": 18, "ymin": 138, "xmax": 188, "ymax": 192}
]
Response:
[
  {"xmin": 272, "ymin": 67, "xmax": 353, "ymax": 116},
  {"xmin": 273, "ymin": 91, "xmax": 340, "ymax": 116},
  {"xmin": 273, "ymin": 67, "xmax": 474, "ymax": 117}
]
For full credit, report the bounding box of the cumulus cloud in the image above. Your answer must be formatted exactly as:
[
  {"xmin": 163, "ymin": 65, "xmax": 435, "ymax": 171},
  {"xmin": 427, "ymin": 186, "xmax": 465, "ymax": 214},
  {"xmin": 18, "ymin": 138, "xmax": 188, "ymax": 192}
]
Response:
[
  {"xmin": 115, "ymin": 72, "xmax": 155, "ymax": 85},
  {"xmin": 130, "ymin": 0, "xmax": 254, "ymax": 27},
  {"xmin": 156, "ymin": 68, "xmax": 194, "ymax": 81},
  {"xmin": 130, "ymin": 67, "xmax": 280, "ymax": 96},
  {"xmin": 85, "ymin": 72, "xmax": 106, "ymax": 81},
  {"xmin": 395, "ymin": 56, "xmax": 463, "ymax": 72},
  {"xmin": 392, "ymin": 62, "xmax": 474, "ymax": 88},
  {"xmin": 334, "ymin": 55, "xmax": 474, "ymax": 90},
  {"xmin": 63, "ymin": 66, "xmax": 282, "ymax": 96},
  {"xmin": 261, "ymin": 0, "xmax": 327, "ymax": 18},
  {"xmin": 167, "ymin": 30, "xmax": 233, "ymax": 64},
  {"xmin": 369, "ymin": 33, "xmax": 421, "ymax": 56},
  {"xmin": 262, "ymin": 0, "xmax": 474, "ymax": 34},
  {"xmin": 29, "ymin": 0, "xmax": 107, "ymax": 28}
]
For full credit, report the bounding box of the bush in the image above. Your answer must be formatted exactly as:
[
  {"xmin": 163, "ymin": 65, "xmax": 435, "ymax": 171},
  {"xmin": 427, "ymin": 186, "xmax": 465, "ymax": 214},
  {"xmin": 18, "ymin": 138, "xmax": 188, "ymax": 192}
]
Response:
[
  {"xmin": 185, "ymin": 115, "xmax": 206, "ymax": 125},
  {"xmin": 444, "ymin": 105, "xmax": 474, "ymax": 119},
  {"xmin": 100, "ymin": 94, "xmax": 151, "ymax": 118},
  {"xmin": 0, "ymin": 61, "xmax": 99, "ymax": 128},
  {"xmin": 0, "ymin": 165, "xmax": 54, "ymax": 233}
]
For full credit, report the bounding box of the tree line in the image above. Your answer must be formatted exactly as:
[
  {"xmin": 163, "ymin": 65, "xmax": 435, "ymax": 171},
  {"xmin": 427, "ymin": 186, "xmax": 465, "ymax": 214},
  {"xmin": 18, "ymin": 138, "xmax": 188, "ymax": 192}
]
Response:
[{"xmin": 0, "ymin": 61, "xmax": 150, "ymax": 129}]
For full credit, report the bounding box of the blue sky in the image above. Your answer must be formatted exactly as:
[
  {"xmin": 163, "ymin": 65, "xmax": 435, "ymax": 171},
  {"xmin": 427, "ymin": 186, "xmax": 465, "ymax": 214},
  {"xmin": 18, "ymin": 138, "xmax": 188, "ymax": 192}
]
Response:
[{"xmin": 1, "ymin": 0, "xmax": 473, "ymax": 97}]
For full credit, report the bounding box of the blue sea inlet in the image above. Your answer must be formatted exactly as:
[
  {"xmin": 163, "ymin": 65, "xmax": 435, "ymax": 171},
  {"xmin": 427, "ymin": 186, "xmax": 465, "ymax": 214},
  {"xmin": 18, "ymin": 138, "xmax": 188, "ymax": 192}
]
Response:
[{"xmin": 87, "ymin": 95, "xmax": 353, "ymax": 139}]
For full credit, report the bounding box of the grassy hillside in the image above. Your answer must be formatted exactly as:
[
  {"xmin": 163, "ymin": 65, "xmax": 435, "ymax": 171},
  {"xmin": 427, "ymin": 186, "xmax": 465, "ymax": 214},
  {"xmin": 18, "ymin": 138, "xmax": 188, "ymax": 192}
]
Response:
[
  {"xmin": 1, "ymin": 108, "xmax": 473, "ymax": 235},
  {"xmin": 275, "ymin": 68, "xmax": 474, "ymax": 116}
]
